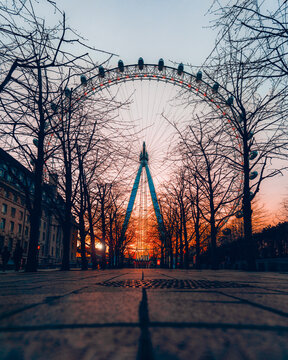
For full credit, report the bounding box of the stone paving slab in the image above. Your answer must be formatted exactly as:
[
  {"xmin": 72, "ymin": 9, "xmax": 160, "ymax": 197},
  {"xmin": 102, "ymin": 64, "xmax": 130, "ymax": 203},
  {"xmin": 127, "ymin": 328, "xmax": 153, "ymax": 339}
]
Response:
[
  {"xmin": 1, "ymin": 291, "xmax": 141, "ymax": 327},
  {"xmin": 151, "ymin": 328, "xmax": 288, "ymax": 360},
  {"xmin": 1, "ymin": 328, "xmax": 140, "ymax": 360},
  {"xmin": 0, "ymin": 269, "xmax": 288, "ymax": 360},
  {"xmin": 147, "ymin": 291, "xmax": 288, "ymax": 326}
]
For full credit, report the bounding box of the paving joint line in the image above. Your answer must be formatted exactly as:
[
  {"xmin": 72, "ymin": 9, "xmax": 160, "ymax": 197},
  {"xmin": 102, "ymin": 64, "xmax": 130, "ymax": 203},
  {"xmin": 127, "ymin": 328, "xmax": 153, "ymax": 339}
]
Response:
[
  {"xmin": 137, "ymin": 288, "xmax": 154, "ymax": 360},
  {"xmin": 0, "ymin": 285, "xmax": 90, "ymax": 321},
  {"xmin": 1, "ymin": 322, "xmax": 288, "ymax": 333},
  {"xmin": 217, "ymin": 290, "xmax": 288, "ymax": 318}
]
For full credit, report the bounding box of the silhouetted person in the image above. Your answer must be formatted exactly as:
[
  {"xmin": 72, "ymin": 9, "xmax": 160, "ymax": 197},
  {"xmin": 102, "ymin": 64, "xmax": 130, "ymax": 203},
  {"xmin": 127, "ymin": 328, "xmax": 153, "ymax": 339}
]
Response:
[
  {"xmin": 13, "ymin": 242, "xmax": 23, "ymax": 271},
  {"xmin": 1, "ymin": 246, "xmax": 10, "ymax": 272}
]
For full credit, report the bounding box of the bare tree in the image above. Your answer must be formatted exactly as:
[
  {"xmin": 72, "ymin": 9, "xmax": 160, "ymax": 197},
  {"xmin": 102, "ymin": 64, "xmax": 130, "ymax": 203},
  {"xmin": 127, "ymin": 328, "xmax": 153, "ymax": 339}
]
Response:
[
  {"xmin": 170, "ymin": 112, "xmax": 240, "ymax": 269},
  {"xmin": 0, "ymin": 0, "xmax": 118, "ymax": 271},
  {"xmin": 210, "ymin": 1, "xmax": 288, "ymax": 81},
  {"xmin": 200, "ymin": 6, "xmax": 288, "ymax": 268}
]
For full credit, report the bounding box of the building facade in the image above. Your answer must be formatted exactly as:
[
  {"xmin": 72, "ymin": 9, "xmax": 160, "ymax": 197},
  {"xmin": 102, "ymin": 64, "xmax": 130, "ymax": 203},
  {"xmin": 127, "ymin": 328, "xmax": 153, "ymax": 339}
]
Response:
[{"xmin": 0, "ymin": 148, "xmax": 77, "ymax": 267}]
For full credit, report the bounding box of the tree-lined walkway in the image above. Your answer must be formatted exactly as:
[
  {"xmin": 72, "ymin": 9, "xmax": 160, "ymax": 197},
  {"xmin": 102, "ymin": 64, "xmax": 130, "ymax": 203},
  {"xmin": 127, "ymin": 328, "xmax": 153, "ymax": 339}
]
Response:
[{"xmin": 0, "ymin": 269, "xmax": 288, "ymax": 359}]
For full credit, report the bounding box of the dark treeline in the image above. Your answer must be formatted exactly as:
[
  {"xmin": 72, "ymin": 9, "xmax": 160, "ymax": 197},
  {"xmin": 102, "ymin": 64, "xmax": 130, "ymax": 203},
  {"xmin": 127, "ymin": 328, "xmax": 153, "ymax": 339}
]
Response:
[{"xmin": 201, "ymin": 222, "xmax": 288, "ymax": 270}]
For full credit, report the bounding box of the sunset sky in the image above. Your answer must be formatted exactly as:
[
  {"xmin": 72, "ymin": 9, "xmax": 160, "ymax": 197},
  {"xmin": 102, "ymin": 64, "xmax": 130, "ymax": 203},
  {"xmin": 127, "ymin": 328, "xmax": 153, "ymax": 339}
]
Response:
[{"xmin": 51, "ymin": 0, "xmax": 287, "ymax": 221}]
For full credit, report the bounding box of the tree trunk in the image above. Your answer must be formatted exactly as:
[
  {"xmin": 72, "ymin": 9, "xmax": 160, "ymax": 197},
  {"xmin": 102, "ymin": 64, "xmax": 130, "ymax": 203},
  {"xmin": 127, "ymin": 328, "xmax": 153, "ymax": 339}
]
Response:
[
  {"xmin": 243, "ymin": 127, "xmax": 256, "ymax": 270},
  {"xmin": 175, "ymin": 226, "xmax": 179, "ymax": 268},
  {"xmin": 79, "ymin": 211, "xmax": 88, "ymax": 270},
  {"xmin": 195, "ymin": 182, "xmax": 201, "ymax": 269},
  {"xmin": 100, "ymin": 200, "xmax": 106, "ymax": 269},
  {"xmin": 179, "ymin": 216, "xmax": 183, "ymax": 268},
  {"xmin": 61, "ymin": 166, "xmax": 72, "ymax": 271},
  {"xmin": 26, "ymin": 63, "xmax": 45, "ymax": 272},
  {"xmin": 87, "ymin": 198, "xmax": 97, "ymax": 269}
]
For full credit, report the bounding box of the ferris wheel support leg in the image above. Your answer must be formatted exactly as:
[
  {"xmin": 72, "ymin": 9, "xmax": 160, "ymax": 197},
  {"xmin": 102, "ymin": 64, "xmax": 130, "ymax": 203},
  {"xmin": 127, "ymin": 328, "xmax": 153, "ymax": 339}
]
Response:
[
  {"xmin": 119, "ymin": 163, "xmax": 143, "ymax": 246},
  {"xmin": 144, "ymin": 164, "xmax": 167, "ymax": 264}
]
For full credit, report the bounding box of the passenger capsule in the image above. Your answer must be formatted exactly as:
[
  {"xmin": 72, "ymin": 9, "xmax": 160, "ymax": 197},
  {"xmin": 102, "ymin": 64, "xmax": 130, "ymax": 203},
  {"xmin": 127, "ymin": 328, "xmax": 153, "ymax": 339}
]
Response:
[
  {"xmin": 64, "ymin": 88, "xmax": 71, "ymax": 98},
  {"xmin": 237, "ymin": 113, "xmax": 244, "ymax": 123},
  {"xmin": 249, "ymin": 171, "xmax": 258, "ymax": 180},
  {"xmin": 249, "ymin": 191, "xmax": 254, "ymax": 200},
  {"xmin": 99, "ymin": 66, "xmax": 105, "ymax": 78},
  {"xmin": 51, "ymin": 103, "xmax": 58, "ymax": 112},
  {"xmin": 33, "ymin": 138, "xmax": 39, "ymax": 147},
  {"xmin": 212, "ymin": 82, "xmax": 219, "ymax": 93},
  {"xmin": 226, "ymin": 96, "xmax": 234, "ymax": 106},
  {"xmin": 118, "ymin": 60, "xmax": 124, "ymax": 72},
  {"xmin": 80, "ymin": 75, "xmax": 87, "ymax": 86},
  {"xmin": 196, "ymin": 71, "xmax": 202, "ymax": 82},
  {"xmin": 235, "ymin": 210, "xmax": 244, "ymax": 218},
  {"xmin": 222, "ymin": 228, "xmax": 231, "ymax": 235},
  {"xmin": 138, "ymin": 57, "xmax": 144, "ymax": 70},
  {"xmin": 247, "ymin": 131, "xmax": 254, "ymax": 140},
  {"xmin": 249, "ymin": 150, "xmax": 258, "ymax": 160},
  {"xmin": 158, "ymin": 58, "xmax": 164, "ymax": 71},
  {"xmin": 177, "ymin": 63, "xmax": 184, "ymax": 75}
]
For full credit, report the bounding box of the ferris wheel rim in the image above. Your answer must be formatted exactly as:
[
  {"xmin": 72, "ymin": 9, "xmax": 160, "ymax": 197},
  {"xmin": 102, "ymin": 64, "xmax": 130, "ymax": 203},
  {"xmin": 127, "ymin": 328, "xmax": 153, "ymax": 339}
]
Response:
[{"xmin": 48, "ymin": 60, "xmax": 249, "ymax": 223}]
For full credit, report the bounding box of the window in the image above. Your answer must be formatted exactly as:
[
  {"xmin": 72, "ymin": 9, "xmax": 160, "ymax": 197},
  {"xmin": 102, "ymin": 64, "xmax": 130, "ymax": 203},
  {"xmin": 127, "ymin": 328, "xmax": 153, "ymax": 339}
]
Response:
[
  {"xmin": 25, "ymin": 226, "xmax": 29, "ymax": 236},
  {"xmin": 20, "ymin": 197, "xmax": 25, "ymax": 206},
  {"xmin": 18, "ymin": 224, "xmax": 22, "ymax": 235},
  {"xmin": 11, "ymin": 207, "xmax": 16, "ymax": 218},
  {"xmin": 43, "ymin": 232, "xmax": 45, "ymax": 242},
  {"xmin": 2, "ymin": 203, "xmax": 7, "ymax": 215},
  {"xmin": 0, "ymin": 218, "xmax": 6, "ymax": 230},
  {"xmin": 4, "ymin": 189, "xmax": 9, "ymax": 198},
  {"xmin": 19, "ymin": 211, "xmax": 23, "ymax": 221},
  {"xmin": 13, "ymin": 194, "xmax": 17, "ymax": 203},
  {"xmin": 10, "ymin": 221, "xmax": 14, "ymax": 233}
]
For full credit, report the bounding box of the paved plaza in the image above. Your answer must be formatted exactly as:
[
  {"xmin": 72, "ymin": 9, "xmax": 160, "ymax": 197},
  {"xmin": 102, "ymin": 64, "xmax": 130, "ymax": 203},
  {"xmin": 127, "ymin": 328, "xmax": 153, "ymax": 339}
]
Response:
[{"xmin": 0, "ymin": 269, "xmax": 288, "ymax": 360}]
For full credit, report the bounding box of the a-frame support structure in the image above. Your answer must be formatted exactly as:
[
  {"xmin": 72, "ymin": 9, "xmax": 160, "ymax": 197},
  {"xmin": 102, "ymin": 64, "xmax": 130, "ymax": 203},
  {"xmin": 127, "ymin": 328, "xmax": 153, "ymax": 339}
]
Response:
[{"xmin": 120, "ymin": 142, "xmax": 166, "ymax": 252}]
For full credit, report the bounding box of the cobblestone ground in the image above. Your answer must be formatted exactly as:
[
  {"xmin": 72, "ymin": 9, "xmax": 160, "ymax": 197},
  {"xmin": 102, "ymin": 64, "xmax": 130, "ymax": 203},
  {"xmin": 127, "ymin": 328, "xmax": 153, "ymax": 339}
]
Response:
[{"xmin": 0, "ymin": 269, "xmax": 288, "ymax": 360}]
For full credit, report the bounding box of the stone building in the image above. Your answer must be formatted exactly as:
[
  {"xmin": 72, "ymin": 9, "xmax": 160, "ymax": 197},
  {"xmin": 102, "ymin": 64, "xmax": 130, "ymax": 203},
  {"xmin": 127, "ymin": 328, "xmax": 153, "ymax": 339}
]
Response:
[{"xmin": 0, "ymin": 148, "xmax": 77, "ymax": 267}]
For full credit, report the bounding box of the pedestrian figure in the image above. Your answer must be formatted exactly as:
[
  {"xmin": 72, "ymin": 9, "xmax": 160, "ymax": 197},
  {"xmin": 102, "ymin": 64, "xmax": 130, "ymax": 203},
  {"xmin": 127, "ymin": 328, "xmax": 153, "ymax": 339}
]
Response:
[
  {"xmin": 1, "ymin": 246, "xmax": 10, "ymax": 272},
  {"xmin": 13, "ymin": 241, "xmax": 23, "ymax": 271}
]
